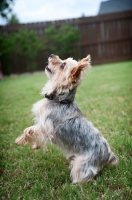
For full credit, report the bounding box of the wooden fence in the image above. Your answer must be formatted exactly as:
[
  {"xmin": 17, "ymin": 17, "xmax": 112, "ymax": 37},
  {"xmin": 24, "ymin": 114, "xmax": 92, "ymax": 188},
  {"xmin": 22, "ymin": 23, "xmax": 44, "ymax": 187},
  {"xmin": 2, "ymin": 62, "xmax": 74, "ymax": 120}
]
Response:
[{"xmin": 0, "ymin": 10, "xmax": 132, "ymax": 73}]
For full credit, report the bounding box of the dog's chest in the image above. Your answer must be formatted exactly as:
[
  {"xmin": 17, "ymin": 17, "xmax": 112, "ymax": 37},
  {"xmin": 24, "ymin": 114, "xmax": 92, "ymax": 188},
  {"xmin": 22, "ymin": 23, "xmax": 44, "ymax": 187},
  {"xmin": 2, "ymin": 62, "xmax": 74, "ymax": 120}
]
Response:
[{"xmin": 32, "ymin": 99, "xmax": 50, "ymax": 120}]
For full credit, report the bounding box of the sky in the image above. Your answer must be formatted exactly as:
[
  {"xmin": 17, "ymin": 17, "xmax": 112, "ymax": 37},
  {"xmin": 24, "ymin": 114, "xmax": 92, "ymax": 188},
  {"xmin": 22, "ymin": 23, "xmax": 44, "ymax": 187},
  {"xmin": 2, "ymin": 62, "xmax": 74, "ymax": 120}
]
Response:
[{"xmin": 0, "ymin": 0, "xmax": 107, "ymax": 25}]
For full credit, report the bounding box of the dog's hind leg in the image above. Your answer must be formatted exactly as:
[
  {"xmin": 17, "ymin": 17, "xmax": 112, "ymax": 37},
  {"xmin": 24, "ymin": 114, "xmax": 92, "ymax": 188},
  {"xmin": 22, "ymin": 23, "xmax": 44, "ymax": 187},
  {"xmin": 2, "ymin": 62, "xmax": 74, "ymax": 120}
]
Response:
[
  {"xmin": 70, "ymin": 155, "xmax": 99, "ymax": 184},
  {"xmin": 108, "ymin": 152, "xmax": 118, "ymax": 166},
  {"xmin": 70, "ymin": 155, "xmax": 94, "ymax": 183},
  {"xmin": 79, "ymin": 164, "xmax": 98, "ymax": 183},
  {"xmin": 70, "ymin": 155, "xmax": 82, "ymax": 184}
]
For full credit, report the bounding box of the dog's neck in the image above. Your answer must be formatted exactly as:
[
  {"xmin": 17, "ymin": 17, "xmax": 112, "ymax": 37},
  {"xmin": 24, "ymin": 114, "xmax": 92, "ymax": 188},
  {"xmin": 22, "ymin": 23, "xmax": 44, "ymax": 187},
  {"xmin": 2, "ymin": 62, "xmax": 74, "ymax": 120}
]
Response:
[{"xmin": 45, "ymin": 87, "xmax": 77, "ymax": 104}]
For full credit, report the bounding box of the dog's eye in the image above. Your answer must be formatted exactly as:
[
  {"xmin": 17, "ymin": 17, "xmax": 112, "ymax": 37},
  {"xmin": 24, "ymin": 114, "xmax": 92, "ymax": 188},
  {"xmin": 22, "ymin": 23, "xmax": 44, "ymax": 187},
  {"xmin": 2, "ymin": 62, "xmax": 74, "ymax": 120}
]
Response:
[{"xmin": 60, "ymin": 63, "xmax": 66, "ymax": 69}]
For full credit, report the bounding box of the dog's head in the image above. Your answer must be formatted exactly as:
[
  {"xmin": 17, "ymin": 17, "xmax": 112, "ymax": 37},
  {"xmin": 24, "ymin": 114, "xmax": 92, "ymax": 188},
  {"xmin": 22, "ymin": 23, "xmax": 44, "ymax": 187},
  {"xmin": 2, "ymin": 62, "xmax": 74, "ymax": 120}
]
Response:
[{"xmin": 43, "ymin": 54, "xmax": 91, "ymax": 99}]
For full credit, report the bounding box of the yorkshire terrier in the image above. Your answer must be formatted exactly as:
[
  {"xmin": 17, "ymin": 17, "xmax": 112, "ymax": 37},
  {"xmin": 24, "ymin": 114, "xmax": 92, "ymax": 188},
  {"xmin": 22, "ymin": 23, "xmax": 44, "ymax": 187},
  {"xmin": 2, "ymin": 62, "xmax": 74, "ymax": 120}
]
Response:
[{"xmin": 15, "ymin": 54, "xmax": 118, "ymax": 183}]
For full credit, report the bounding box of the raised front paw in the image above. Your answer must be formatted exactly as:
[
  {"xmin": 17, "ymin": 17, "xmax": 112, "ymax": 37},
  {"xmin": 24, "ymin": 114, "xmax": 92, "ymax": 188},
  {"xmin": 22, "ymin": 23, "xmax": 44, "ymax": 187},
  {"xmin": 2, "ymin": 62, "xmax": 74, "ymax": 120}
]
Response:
[{"xmin": 15, "ymin": 126, "xmax": 35, "ymax": 145}]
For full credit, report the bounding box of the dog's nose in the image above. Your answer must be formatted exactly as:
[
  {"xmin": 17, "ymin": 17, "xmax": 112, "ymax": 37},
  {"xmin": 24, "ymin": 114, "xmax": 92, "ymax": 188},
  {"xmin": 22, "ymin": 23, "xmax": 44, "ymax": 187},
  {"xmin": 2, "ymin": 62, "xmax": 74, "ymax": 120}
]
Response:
[{"xmin": 49, "ymin": 54, "xmax": 54, "ymax": 58}]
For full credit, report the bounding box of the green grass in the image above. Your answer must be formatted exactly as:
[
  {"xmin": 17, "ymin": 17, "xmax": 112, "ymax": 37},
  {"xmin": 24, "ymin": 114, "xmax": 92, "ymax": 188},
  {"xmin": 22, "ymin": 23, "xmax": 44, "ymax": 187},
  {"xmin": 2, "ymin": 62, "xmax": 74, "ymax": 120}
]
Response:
[{"xmin": 0, "ymin": 61, "xmax": 132, "ymax": 200}]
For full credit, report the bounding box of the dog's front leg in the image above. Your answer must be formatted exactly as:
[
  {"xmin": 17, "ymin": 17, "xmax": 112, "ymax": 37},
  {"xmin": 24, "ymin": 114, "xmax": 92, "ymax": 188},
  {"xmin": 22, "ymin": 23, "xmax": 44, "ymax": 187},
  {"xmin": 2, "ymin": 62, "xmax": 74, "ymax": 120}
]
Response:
[{"xmin": 15, "ymin": 125, "xmax": 41, "ymax": 149}]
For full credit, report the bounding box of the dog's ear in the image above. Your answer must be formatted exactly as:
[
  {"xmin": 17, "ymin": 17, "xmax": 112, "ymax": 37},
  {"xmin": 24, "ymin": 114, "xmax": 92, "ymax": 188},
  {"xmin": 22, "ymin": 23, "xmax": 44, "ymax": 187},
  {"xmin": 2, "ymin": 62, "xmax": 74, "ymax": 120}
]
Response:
[{"xmin": 70, "ymin": 55, "xmax": 91, "ymax": 83}]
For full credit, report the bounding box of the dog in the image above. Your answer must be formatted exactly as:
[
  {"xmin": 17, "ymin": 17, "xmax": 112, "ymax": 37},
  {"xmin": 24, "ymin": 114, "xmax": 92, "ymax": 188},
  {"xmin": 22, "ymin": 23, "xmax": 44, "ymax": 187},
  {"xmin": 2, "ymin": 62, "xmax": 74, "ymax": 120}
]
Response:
[{"xmin": 15, "ymin": 54, "xmax": 118, "ymax": 183}]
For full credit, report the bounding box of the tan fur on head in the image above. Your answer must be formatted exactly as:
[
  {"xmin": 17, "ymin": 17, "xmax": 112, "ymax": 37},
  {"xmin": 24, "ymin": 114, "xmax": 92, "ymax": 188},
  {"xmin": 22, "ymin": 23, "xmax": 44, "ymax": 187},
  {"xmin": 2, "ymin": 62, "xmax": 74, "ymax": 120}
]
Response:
[{"xmin": 42, "ymin": 55, "xmax": 91, "ymax": 95}]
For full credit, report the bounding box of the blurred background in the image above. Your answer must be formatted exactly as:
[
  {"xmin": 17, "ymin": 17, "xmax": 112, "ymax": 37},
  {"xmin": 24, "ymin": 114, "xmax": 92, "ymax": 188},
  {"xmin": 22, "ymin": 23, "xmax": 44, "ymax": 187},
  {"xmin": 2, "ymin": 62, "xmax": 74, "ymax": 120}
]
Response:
[{"xmin": 0, "ymin": 0, "xmax": 132, "ymax": 76}]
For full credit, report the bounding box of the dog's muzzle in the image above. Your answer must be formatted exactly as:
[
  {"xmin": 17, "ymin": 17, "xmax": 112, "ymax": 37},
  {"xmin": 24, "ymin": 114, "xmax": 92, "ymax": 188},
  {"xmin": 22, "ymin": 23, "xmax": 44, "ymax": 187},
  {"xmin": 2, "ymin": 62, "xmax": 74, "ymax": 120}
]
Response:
[
  {"xmin": 49, "ymin": 54, "xmax": 54, "ymax": 58},
  {"xmin": 45, "ymin": 93, "xmax": 55, "ymax": 100},
  {"xmin": 45, "ymin": 66, "xmax": 52, "ymax": 73}
]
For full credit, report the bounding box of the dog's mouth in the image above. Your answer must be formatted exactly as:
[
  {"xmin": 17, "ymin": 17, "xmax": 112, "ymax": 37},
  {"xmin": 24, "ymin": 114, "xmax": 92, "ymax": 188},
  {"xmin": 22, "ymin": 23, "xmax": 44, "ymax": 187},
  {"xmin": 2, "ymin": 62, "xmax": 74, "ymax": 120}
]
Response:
[{"xmin": 46, "ymin": 65, "xmax": 52, "ymax": 74}]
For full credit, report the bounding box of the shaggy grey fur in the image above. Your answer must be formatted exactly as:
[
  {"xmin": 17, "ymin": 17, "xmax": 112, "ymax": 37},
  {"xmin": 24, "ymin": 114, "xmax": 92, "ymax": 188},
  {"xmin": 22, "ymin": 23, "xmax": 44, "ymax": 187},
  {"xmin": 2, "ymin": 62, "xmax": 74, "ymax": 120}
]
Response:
[
  {"xmin": 45, "ymin": 88, "xmax": 118, "ymax": 183},
  {"xmin": 16, "ymin": 54, "xmax": 118, "ymax": 183}
]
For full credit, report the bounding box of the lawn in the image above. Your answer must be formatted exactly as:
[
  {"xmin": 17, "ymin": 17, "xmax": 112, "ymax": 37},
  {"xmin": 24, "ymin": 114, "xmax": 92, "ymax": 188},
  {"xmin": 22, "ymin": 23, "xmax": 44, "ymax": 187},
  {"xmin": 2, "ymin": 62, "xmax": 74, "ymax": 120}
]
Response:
[{"xmin": 0, "ymin": 60, "xmax": 132, "ymax": 200}]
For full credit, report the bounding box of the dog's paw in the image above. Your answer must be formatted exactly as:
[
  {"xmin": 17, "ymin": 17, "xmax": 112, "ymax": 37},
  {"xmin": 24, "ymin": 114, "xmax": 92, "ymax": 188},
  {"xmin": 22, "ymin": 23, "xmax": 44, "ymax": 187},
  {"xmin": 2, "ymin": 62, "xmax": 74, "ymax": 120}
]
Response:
[
  {"xmin": 15, "ymin": 127, "xmax": 35, "ymax": 145},
  {"xmin": 15, "ymin": 134, "xmax": 27, "ymax": 145},
  {"xmin": 108, "ymin": 153, "xmax": 118, "ymax": 166},
  {"xmin": 32, "ymin": 143, "xmax": 40, "ymax": 150}
]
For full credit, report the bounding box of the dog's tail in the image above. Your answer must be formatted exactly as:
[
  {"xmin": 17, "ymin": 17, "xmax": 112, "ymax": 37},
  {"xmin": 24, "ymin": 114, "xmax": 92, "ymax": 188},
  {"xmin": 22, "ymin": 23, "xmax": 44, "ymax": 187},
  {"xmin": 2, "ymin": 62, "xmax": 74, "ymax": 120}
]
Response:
[{"xmin": 108, "ymin": 152, "xmax": 118, "ymax": 165}]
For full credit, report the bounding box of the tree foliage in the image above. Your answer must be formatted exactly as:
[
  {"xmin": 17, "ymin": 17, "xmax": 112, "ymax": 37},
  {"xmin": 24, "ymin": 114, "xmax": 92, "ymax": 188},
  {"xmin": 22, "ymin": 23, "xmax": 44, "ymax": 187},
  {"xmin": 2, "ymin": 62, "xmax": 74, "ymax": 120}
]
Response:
[
  {"xmin": 0, "ymin": 29, "xmax": 44, "ymax": 74},
  {"xmin": 14, "ymin": 29, "xmax": 44, "ymax": 71},
  {"xmin": 0, "ymin": 0, "xmax": 14, "ymax": 18},
  {"xmin": 0, "ymin": 24, "xmax": 81, "ymax": 75},
  {"xmin": 0, "ymin": 32, "xmax": 16, "ymax": 74},
  {"xmin": 44, "ymin": 24, "xmax": 81, "ymax": 59},
  {"xmin": 7, "ymin": 13, "xmax": 19, "ymax": 24}
]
